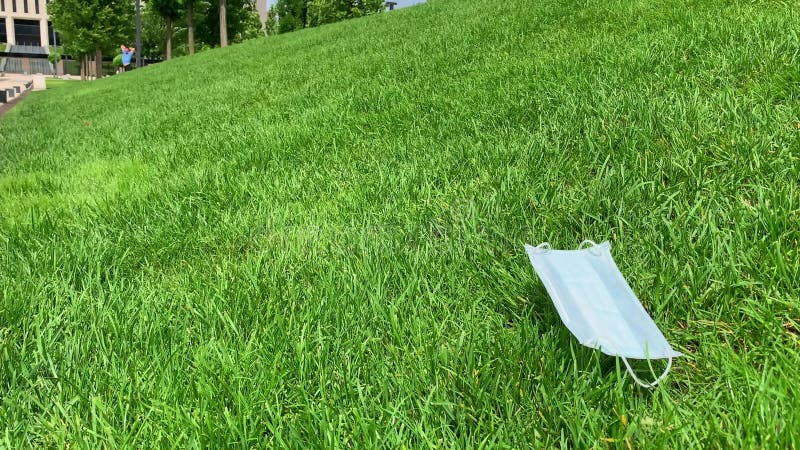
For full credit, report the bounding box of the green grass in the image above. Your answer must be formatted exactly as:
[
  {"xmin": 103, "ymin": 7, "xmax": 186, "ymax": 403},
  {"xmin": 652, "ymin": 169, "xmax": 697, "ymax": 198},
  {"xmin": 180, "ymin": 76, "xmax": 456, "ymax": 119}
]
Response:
[
  {"xmin": 43, "ymin": 78, "xmax": 80, "ymax": 91},
  {"xmin": 1, "ymin": 0, "xmax": 799, "ymax": 447}
]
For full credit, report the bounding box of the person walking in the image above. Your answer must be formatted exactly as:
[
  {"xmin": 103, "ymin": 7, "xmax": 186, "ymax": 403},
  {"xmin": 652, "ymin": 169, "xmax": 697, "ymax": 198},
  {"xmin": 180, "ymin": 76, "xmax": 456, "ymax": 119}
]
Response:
[{"xmin": 121, "ymin": 45, "xmax": 136, "ymax": 72}]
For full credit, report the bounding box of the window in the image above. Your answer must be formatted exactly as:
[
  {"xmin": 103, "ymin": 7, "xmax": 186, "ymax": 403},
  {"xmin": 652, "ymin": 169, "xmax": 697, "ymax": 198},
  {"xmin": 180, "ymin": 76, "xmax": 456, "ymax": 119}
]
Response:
[
  {"xmin": 23, "ymin": 0, "xmax": 28, "ymax": 14},
  {"xmin": 14, "ymin": 19, "xmax": 42, "ymax": 46},
  {"xmin": 12, "ymin": 0, "xmax": 16, "ymax": 13},
  {"xmin": 34, "ymin": 0, "xmax": 38, "ymax": 14}
]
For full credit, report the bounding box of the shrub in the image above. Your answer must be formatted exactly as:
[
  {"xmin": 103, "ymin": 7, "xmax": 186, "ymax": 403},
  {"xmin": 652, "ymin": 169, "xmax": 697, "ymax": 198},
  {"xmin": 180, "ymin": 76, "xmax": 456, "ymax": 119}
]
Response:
[{"xmin": 48, "ymin": 48, "xmax": 62, "ymax": 64}]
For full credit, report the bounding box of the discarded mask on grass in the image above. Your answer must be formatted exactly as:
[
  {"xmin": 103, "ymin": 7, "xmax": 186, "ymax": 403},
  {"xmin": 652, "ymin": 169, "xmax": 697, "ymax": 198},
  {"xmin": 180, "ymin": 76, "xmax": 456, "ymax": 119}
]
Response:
[{"xmin": 524, "ymin": 240, "xmax": 681, "ymax": 388}]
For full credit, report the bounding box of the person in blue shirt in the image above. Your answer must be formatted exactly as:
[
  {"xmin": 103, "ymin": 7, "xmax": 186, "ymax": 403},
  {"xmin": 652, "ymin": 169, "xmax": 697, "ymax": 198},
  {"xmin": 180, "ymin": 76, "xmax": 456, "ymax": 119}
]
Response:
[{"xmin": 120, "ymin": 45, "xmax": 136, "ymax": 72}]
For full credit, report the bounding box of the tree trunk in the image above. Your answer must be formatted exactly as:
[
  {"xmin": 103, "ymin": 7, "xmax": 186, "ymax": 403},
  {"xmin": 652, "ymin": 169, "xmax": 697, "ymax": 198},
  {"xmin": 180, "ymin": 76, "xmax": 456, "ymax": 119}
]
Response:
[
  {"xmin": 187, "ymin": 1, "xmax": 195, "ymax": 55},
  {"xmin": 95, "ymin": 48, "xmax": 102, "ymax": 79},
  {"xmin": 165, "ymin": 16, "xmax": 173, "ymax": 60},
  {"xmin": 80, "ymin": 55, "xmax": 86, "ymax": 81},
  {"xmin": 219, "ymin": 0, "xmax": 228, "ymax": 47}
]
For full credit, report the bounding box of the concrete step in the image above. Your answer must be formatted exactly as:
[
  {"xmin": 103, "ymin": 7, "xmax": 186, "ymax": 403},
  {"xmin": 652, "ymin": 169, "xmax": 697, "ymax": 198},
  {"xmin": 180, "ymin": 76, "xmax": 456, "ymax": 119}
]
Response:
[{"xmin": 0, "ymin": 77, "xmax": 34, "ymax": 104}]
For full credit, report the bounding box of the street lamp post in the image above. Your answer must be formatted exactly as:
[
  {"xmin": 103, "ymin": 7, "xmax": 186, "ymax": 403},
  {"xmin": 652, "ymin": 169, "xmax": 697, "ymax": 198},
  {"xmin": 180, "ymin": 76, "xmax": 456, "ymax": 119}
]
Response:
[
  {"xmin": 135, "ymin": 0, "xmax": 142, "ymax": 67},
  {"xmin": 51, "ymin": 24, "xmax": 59, "ymax": 75}
]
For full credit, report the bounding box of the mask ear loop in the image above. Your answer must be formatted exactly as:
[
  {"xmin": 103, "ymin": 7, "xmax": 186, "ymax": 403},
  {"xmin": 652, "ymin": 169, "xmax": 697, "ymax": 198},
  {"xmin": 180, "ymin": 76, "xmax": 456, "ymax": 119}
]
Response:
[
  {"xmin": 621, "ymin": 356, "xmax": 673, "ymax": 388},
  {"xmin": 578, "ymin": 239, "xmax": 603, "ymax": 256},
  {"xmin": 580, "ymin": 238, "xmax": 672, "ymax": 387}
]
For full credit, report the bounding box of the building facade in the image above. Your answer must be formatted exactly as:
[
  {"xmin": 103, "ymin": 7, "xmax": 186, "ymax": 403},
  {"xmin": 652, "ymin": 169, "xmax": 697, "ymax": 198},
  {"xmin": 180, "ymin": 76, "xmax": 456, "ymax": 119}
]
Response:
[{"xmin": 0, "ymin": 0, "xmax": 57, "ymax": 48}]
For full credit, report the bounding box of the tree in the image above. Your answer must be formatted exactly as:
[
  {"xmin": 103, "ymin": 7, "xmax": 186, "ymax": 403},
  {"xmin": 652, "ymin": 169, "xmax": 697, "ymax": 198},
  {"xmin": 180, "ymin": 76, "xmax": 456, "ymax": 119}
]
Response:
[
  {"xmin": 150, "ymin": 0, "xmax": 183, "ymax": 59},
  {"xmin": 232, "ymin": 4, "xmax": 263, "ymax": 42},
  {"xmin": 220, "ymin": 0, "xmax": 228, "ymax": 47},
  {"xmin": 47, "ymin": 48, "xmax": 62, "ymax": 75},
  {"xmin": 273, "ymin": 0, "xmax": 382, "ymax": 33},
  {"xmin": 264, "ymin": 6, "xmax": 278, "ymax": 35},
  {"xmin": 197, "ymin": 0, "xmax": 261, "ymax": 47},
  {"xmin": 48, "ymin": 0, "xmax": 133, "ymax": 79},
  {"xmin": 274, "ymin": 0, "xmax": 307, "ymax": 34},
  {"xmin": 140, "ymin": 5, "xmax": 168, "ymax": 58},
  {"xmin": 306, "ymin": 0, "xmax": 385, "ymax": 28},
  {"xmin": 135, "ymin": 0, "xmax": 260, "ymax": 57},
  {"xmin": 182, "ymin": 0, "xmax": 196, "ymax": 54}
]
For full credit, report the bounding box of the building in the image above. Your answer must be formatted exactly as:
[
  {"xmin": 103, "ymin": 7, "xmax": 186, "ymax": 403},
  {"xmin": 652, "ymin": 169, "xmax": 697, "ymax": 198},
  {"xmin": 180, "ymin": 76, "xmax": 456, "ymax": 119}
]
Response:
[{"xmin": 1, "ymin": 0, "xmax": 58, "ymax": 48}]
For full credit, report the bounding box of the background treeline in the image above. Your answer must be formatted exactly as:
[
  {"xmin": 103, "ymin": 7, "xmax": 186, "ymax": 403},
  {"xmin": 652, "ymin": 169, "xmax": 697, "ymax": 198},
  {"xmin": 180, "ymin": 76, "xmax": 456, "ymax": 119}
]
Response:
[
  {"xmin": 143, "ymin": 0, "xmax": 262, "ymax": 58},
  {"xmin": 47, "ymin": 0, "xmax": 387, "ymax": 72},
  {"xmin": 49, "ymin": 0, "xmax": 261, "ymax": 68},
  {"xmin": 270, "ymin": 0, "xmax": 386, "ymax": 34}
]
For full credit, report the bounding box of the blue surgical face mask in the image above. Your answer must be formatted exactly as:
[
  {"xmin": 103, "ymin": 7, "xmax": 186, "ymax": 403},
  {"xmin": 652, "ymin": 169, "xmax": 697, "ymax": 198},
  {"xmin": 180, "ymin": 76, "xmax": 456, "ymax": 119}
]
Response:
[{"xmin": 525, "ymin": 240, "xmax": 682, "ymax": 388}]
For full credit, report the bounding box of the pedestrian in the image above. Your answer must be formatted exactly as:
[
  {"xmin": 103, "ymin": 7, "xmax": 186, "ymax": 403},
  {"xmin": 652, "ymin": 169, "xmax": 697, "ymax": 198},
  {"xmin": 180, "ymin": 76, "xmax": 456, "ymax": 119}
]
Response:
[{"xmin": 120, "ymin": 45, "xmax": 136, "ymax": 72}]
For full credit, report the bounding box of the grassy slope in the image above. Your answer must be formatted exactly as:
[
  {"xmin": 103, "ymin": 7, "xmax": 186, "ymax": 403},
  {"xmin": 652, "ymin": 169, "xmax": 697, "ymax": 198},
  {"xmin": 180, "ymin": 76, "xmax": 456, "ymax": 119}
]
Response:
[{"xmin": 1, "ymin": 0, "xmax": 799, "ymax": 446}]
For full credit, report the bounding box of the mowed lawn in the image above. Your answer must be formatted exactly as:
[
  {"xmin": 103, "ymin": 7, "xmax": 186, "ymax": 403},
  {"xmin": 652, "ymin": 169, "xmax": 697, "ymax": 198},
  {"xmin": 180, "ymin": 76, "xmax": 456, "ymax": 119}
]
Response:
[
  {"xmin": 42, "ymin": 78, "xmax": 82, "ymax": 91},
  {"xmin": 1, "ymin": 0, "xmax": 799, "ymax": 447}
]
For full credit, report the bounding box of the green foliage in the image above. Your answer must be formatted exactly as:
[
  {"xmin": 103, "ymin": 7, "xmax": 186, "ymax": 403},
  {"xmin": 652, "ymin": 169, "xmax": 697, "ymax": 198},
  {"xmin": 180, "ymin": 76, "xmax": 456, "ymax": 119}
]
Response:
[
  {"xmin": 150, "ymin": 0, "xmax": 184, "ymax": 20},
  {"xmin": 140, "ymin": 5, "xmax": 169, "ymax": 57},
  {"xmin": 150, "ymin": 0, "xmax": 185, "ymax": 58},
  {"xmin": 274, "ymin": 0, "xmax": 307, "ymax": 33},
  {"xmin": 231, "ymin": 3, "xmax": 264, "ymax": 42},
  {"xmin": 178, "ymin": 0, "xmax": 197, "ymax": 12},
  {"xmin": 274, "ymin": 0, "xmax": 384, "ymax": 32},
  {"xmin": 306, "ymin": 0, "xmax": 385, "ymax": 27},
  {"xmin": 140, "ymin": 3, "xmax": 192, "ymax": 58},
  {"xmin": 47, "ymin": 48, "xmax": 62, "ymax": 64},
  {"xmin": 113, "ymin": 52, "xmax": 123, "ymax": 66},
  {"xmin": 133, "ymin": 0, "xmax": 259, "ymax": 59},
  {"xmin": 1, "ymin": 0, "xmax": 800, "ymax": 447},
  {"xmin": 196, "ymin": 0, "xmax": 262, "ymax": 47},
  {"xmin": 264, "ymin": 6, "xmax": 278, "ymax": 35},
  {"xmin": 48, "ymin": 0, "xmax": 134, "ymax": 56}
]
